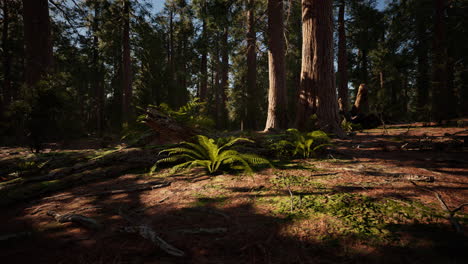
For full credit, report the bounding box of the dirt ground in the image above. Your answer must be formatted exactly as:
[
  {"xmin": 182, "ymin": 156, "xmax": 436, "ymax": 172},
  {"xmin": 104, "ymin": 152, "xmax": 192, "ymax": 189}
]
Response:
[{"xmin": 0, "ymin": 124, "xmax": 467, "ymax": 264}]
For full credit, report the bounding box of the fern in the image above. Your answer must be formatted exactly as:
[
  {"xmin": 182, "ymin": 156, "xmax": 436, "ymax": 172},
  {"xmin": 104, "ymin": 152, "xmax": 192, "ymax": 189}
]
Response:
[
  {"xmin": 152, "ymin": 135, "xmax": 271, "ymax": 175},
  {"xmin": 286, "ymin": 129, "xmax": 332, "ymax": 158}
]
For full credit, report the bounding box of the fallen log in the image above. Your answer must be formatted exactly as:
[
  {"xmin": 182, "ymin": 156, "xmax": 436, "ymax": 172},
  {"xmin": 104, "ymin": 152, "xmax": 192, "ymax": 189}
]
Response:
[{"xmin": 47, "ymin": 210, "xmax": 101, "ymax": 230}]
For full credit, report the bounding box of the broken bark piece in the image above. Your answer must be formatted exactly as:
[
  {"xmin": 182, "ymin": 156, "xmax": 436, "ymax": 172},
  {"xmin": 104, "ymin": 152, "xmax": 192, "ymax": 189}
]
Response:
[
  {"xmin": 121, "ymin": 225, "xmax": 185, "ymax": 257},
  {"xmin": 47, "ymin": 211, "xmax": 101, "ymax": 230}
]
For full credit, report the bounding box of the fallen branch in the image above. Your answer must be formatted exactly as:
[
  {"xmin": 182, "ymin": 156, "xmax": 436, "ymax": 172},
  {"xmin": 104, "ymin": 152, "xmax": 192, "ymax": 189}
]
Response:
[
  {"xmin": 47, "ymin": 211, "xmax": 101, "ymax": 230},
  {"xmin": 410, "ymin": 181, "xmax": 466, "ymax": 233},
  {"xmin": 118, "ymin": 208, "xmax": 185, "ymax": 257},
  {"xmin": 121, "ymin": 225, "xmax": 185, "ymax": 257}
]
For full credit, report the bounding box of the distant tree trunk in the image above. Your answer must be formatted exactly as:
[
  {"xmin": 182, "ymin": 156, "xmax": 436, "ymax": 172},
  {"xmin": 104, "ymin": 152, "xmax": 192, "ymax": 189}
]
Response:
[
  {"xmin": 431, "ymin": 0, "xmax": 448, "ymax": 122},
  {"xmin": 1, "ymin": 0, "xmax": 12, "ymax": 112},
  {"xmin": 168, "ymin": 6, "xmax": 176, "ymax": 107},
  {"xmin": 312, "ymin": 0, "xmax": 344, "ymax": 137},
  {"xmin": 122, "ymin": 0, "xmax": 132, "ymax": 126},
  {"xmin": 245, "ymin": 0, "xmax": 257, "ymax": 130},
  {"xmin": 220, "ymin": 28, "xmax": 229, "ymax": 128},
  {"xmin": 295, "ymin": 0, "xmax": 316, "ymax": 130},
  {"xmin": 214, "ymin": 43, "xmax": 222, "ymax": 128},
  {"xmin": 92, "ymin": 2, "xmax": 104, "ymax": 136},
  {"xmin": 337, "ymin": 0, "xmax": 349, "ymax": 113},
  {"xmin": 22, "ymin": 0, "xmax": 53, "ymax": 89},
  {"xmin": 415, "ymin": 11, "xmax": 430, "ymax": 114},
  {"xmin": 265, "ymin": 0, "xmax": 288, "ymax": 131},
  {"xmin": 361, "ymin": 49, "xmax": 369, "ymax": 84},
  {"xmin": 199, "ymin": 20, "xmax": 208, "ymax": 101},
  {"xmin": 351, "ymin": 84, "xmax": 369, "ymax": 116}
]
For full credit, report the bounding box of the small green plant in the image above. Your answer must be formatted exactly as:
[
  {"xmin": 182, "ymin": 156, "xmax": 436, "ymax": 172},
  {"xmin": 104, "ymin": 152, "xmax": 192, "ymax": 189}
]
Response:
[
  {"xmin": 151, "ymin": 135, "xmax": 271, "ymax": 175},
  {"xmin": 285, "ymin": 129, "xmax": 331, "ymax": 158},
  {"xmin": 341, "ymin": 119, "xmax": 362, "ymax": 132}
]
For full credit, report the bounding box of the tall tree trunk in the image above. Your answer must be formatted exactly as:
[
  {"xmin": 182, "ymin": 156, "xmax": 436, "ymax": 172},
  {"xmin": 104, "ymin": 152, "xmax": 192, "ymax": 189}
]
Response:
[
  {"xmin": 431, "ymin": 0, "xmax": 448, "ymax": 122},
  {"xmin": 220, "ymin": 28, "xmax": 229, "ymax": 128},
  {"xmin": 199, "ymin": 19, "xmax": 208, "ymax": 101},
  {"xmin": 265, "ymin": 0, "xmax": 287, "ymax": 131},
  {"xmin": 337, "ymin": 0, "xmax": 349, "ymax": 114},
  {"xmin": 245, "ymin": 0, "xmax": 257, "ymax": 130},
  {"xmin": 168, "ymin": 6, "xmax": 176, "ymax": 107},
  {"xmin": 214, "ymin": 43, "xmax": 222, "ymax": 128},
  {"xmin": 22, "ymin": 0, "xmax": 53, "ymax": 89},
  {"xmin": 122, "ymin": 0, "xmax": 132, "ymax": 126},
  {"xmin": 361, "ymin": 48, "xmax": 368, "ymax": 84},
  {"xmin": 351, "ymin": 83, "xmax": 369, "ymax": 116},
  {"xmin": 312, "ymin": 0, "xmax": 344, "ymax": 137},
  {"xmin": 415, "ymin": 10, "xmax": 430, "ymax": 114},
  {"xmin": 1, "ymin": 0, "xmax": 12, "ymax": 116},
  {"xmin": 92, "ymin": 2, "xmax": 104, "ymax": 136},
  {"xmin": 295, "ymin": 0, "xmax": 316, "ymax": 130}
]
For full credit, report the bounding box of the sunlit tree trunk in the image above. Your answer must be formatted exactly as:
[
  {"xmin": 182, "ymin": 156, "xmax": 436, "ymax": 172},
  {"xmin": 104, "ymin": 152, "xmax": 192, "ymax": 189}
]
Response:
[
  {"xmin": 295, "ymin": 0, "xmax": 316, "ymax": 130},
  {"xmin": 265, "ymin": 0, "xmax": 287, "ymax": 131},
  {"xmin": 312, "ymin": 0, "xmax": 344, "ymax": 137}
]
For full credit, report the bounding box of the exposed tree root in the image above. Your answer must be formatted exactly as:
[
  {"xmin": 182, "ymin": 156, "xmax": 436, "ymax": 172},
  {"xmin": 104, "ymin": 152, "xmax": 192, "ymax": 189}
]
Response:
[
  {"xmin": 118, "ymin": 209, "xmax": 185, "ymax": 257},
  {"xmin": 47, "ymin": 210, "xmax": 101, "ymax": 230}
]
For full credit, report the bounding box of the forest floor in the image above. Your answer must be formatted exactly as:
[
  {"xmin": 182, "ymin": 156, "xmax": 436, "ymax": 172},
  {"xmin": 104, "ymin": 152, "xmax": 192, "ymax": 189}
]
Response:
[{"xmin": 0, "ymin": 123, "xmax": 467, "ymax": 264}]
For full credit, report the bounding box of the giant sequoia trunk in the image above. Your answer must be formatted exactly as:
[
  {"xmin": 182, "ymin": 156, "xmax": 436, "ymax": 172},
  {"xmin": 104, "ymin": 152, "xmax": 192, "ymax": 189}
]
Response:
[
  {"xmin": 311, "ymin": 0, "xmax": 344, "ymax": 137},
  {"xmin": 295, "ymin": 0, "xmax": 317, "ymax": 130},
  {"xmin": 337, "ymin": 0, "xmax": 349, "ymax": 113},
  {"xmin": 122, "ymin": 0, "xmax": 132, "ymax": 126},
  {"xmin": 245, "ymin": 0, "xmax": 257, "ymax": 130},
  {"xmin": 264, "ymin": 0, "xmax": 288, "ymax": 131},
  {"xmin": 431, "ymin": 0, "xmax": 448, "ymax": 122},
  {"xmin": 295, "ymin": 0, "xmax": 316, "ymax": 130},
  {"xmin": 22, "ymin": 0, "xmax": 53, "ymax": 89}
]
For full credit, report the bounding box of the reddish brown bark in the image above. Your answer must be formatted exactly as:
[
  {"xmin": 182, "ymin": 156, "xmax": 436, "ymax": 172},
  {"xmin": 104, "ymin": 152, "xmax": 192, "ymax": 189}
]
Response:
[
  {"xmin": 312, "ymin": 0, "xmax": 344, "ymax": 137},
  {"xmin": 264, "ymin": 0, "xmax": 287, "ymax": 131},
  {"xmin": 295, "ymin": 0, "xmax": 316, "ymax": 130}
]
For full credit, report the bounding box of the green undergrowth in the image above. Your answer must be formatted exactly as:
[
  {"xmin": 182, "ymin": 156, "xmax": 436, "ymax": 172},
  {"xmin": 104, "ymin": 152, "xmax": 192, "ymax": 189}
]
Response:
[{"xmin": 265, "ymin": 193, "xmax": 446, "ymax": 241}]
